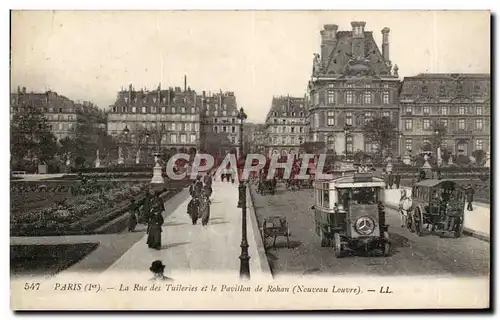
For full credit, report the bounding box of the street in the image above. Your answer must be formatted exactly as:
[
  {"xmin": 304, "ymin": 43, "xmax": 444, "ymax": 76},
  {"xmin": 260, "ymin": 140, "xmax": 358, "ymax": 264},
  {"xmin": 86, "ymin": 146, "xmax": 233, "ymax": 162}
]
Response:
[{"xmin": 249, "ymin": 183, "xmax": 490, "ymax": 278}]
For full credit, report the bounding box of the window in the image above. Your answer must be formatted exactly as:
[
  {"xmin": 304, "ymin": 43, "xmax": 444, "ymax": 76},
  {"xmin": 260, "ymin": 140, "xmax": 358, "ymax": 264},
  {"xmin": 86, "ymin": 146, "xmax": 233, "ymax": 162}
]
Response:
[
  {"xmin": 476, "ymin": 119, "xmax": 483, "ymax": 130},
  {"xmin": 185, "ymin": 123, "xmax": 191, "ymax": 131},
  {"xmin": 440, "ymin": 119, "xmax": 448, "ymax": 128},
  {"xmin": 476, "ymin": 106, "xmax": 483, "ymax": 115},
  {"xmin": 68, "ymin": 115, "xmax": 73, "ymax": 121},
  {"xmin": 405, "ymin": 138, "xmax": 412, "ymax": 151},
  {"xmin": 423, "ymin": 119, "xmax": 430, "ymax": 130},
  {"xmin": 328, "ymin": 90, "xmax": 335, "ymax": 104},
  {"xmin": 273, "ymin": 112, "xmax": 277, "ymax": 117},
  {"xmin": 214, "ymin": 111, "xmax": 218, "ymax": 116},
  {"xmin": 457, "ymin": 84, "xmax": 463, "ymax": 94},
  {"xmin": 232, "ymin": 126, "xmax": 235, "ymax": 133},
  {"xmin": 327, "ymin": 111, "xmax": 335, "ymax": 126},
  {"xmin": 405, "ymin": 106, "xmax": 412, "ymax": 115},
  {"xmin": 346, "ymin": 136, "xmax": 353, "ymax": 153},
  {"xmin": 475, "ymin": 139, "xmax": 484, "ymax": 150},
  {"xmin": 364, "ymin": 112, "xmax": 373, "ymax": 124},
  {"xmin": 363, "ymin": 91, "xmax": 372, "ymax": 104},
  {"xmin": 291, "ymin": 127, "xmax": 295, "ymax": 133},
  {"xmin": 125, "ymin": 97, "xmax": 129, "ymax": 103},
  {"xmin": 181, "ymin": 107, "xmax": 186, "ymax": 113},
  {"xmin": 383, "ymin": 91, "xmax": 389, "ymax": 104},
  {"xmin": 439, "ymin": 85, "xmax": 446, "ymax": 96},
  {"xmin": 300, "ymin": 112, "xmax": 304, "ymax": 117},
  {"xmin": 58, "ymin": 115, "xmax": 63, "ymax": 121},
  {"xmin": 222, "ymin": 111, "xmax": 227, "ymax": 116},
  {"xmin": 422, "ymin": 86, "xmax": 428, "ymax": 94},
  {"xmin": 180, "ymin": 134, "xmax": 187, "ymax": 143},
  {"xmin": 190, "ymin": 134, "xmax": 197, "ymax": 143},
  {"xmin": 405, "ymin": 119, "xmax": 413, "ymax": 131},
  {"xmin": 231, "ymin": 136, "xmax": 236, "ymax": 144},
  {"xmin": 151, "ymin": 106, "xmax": 157, "ymax": 113},
  {"xmin": 346, "ymin": 85, "xmax": 353, "ymax": 104},
  {"xmin": 161, "ymin": 107, "xmax": 166, "ymax": 113},
  {"xmin": 223, "ymin": 126, "xmax": 227, "ymax": 133},
  {"xmin": 459, "ymin": 106, "xmax": 465, "ymax": 115},
  {"xmin": 292, "ymin": 112, "xmax": 296, "ymax": 117},
  {"xmin": 382, "ymin": 111, "xmax": 390, "ymax": 118},
  {"xmin": 423, "ymin": 106, "xmax": 430, "ymax": 115},
  {"xmin": 299, "ymin": 127, "xmax": 303, "ymax": 133},
  {"xmin": 273, "ymin": 137, "xmax": 277, "ymax": 144},
  {"xmin": 346, "ymin": 112, "xmax": 353, "ymax": 126},
  {"xmin": 423, "ymin": 138, "xmax": 430, "ymax": 145},
  {"xmin": 441, "ymin": 106, "xmax": 448, "ymax": 115},
  {"xmin": 191, "ymin": 107, "xmax": 195, "ymax": 113},
  {"xmin": 171, "ymin": 107, "xmax": 176, "ymax": 113},
  {"xmin": 458, "ymin": 119, "xmax": 465, "ymax": 130},
  {"xmin": 214, "ymin": 126, "xmax": 218, "ymax": 133},
  {"xmin": 59, "ymin": 108, "xmax": 63, "ymax": 113}
]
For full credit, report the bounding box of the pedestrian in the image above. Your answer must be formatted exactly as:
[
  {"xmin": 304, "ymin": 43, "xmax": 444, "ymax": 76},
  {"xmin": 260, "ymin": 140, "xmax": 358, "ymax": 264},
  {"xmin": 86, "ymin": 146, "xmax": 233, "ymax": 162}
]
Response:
[
  {"xmin": 147, "ymin": 212, "xmax": 164, "ymax": 250},
  {"xmin": 395, "ymin": 174, "xmax": 401, "ymax": 189},
  {"xmin": 127, "ymin": 199, "xmax": 138, "ymax": 232},
  {"xmin": 140, "ymin": 188, "xmax": 155, "ymax": 224},
  {"xmin": 466, "ymin": 184, "xmax": 475, "ymax": 211},
  {"xmin": 189, "ymin": 179, "xmax": 197, "ymax": 198},
  {"xmin": 149, "ymin": 260, "xmax": 173, "ymax": 281},
  {"xmin": 388, "ymin": 172, "xmax": 394, "ymax": 189}
]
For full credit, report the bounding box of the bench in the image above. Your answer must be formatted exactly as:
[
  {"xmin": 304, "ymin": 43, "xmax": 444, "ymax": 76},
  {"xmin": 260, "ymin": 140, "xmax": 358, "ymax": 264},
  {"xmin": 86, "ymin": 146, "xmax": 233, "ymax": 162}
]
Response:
[{"xmin": 12, "ymin": 171, "xmax": 26, "ymax": 175}]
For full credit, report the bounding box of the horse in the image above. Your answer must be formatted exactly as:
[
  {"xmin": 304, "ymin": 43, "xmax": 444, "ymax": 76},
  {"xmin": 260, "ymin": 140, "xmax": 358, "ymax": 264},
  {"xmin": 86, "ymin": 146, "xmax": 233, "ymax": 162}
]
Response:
[{"xmin": 398, "ymin": 189, "xmax": 413, "ymax": 228}]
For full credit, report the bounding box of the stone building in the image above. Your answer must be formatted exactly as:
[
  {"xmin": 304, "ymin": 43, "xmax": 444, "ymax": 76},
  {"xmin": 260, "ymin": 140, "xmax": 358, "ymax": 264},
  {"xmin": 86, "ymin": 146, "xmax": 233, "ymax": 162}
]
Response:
[
  {"xmin": 399, "ymin": 73, "xmax": 491, "ymax": 157},
  {"xmin": 307, "ymin": 22, "xmax": 400, "ymax": 157},
  {"xmin": 107, "ymin": 83, "xmax": 201, "ymax": 162},
  {"xmin": 10, "ymin": 87, "xmax": 106, "ymax": 141},
  {"xmin": 264, "ymin": 95, "xmax": 308, "ymax": 157},
  {"xmin": 199, "ymin": 90, "xmax": 241, "ymax": 157}
]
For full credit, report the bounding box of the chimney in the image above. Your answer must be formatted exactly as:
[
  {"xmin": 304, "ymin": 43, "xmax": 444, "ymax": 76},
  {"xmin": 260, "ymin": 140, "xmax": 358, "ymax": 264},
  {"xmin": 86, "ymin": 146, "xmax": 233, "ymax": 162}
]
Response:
[
  {"xmin": 320, "ymin": 24, "xmax": 338, "ymax": 66},
  {"xmin": 381, "ymin": 27, "xmax": 391, "ymax": 68},
  {"xmin": 22, "ymin": 87, "xmax": 26, "ymax": 93},
  {"xmin": 184, "ymin": 75, "xmax": 187, "ymax": 92},
  {"xmin": 17, "ymin": 86, "xmax": 20, "ymax": 94},
  {"xmin": 351, "ymin": 21, "xmax": 366, "ymax": 58}
]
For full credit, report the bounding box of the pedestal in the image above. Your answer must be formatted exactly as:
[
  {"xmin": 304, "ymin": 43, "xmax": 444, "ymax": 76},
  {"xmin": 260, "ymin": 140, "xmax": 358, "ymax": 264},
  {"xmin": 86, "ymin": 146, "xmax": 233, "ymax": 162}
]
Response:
[
  {"xmin": 421, "ymin": 155, "xmax": 433, "ymax": 179},
  {"xmin": 95, "ymin": 159, "xmax": 101, "ymax": 168},
  {"xmin": 118, "ymin": 157, "xmax": 124, "ymax": 165},
  {"xmin": 402, "ymin": 155, "xmax": 411, "ymax": 165},
  {"xmin": 151, "ymin": 162, "xmax": 165, "ymax": 184}
]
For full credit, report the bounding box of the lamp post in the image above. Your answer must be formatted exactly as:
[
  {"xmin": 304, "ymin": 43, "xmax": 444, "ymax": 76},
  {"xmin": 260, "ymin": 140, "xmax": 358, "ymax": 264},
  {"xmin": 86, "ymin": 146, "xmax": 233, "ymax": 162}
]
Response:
[
  {"xmin": 398, "ymin": 132, "xmax": 403, "ymax": 157},
  {"xmin": 344, "ymin": 125, "xmax": 350, "ymax": 161},
  {"xmin": 236, "ymin": 107, "xmax": 250, "ymax": 279},
  {"xmin": 122, "ymin": 125, "xmax": 130, "ymax": 164}
]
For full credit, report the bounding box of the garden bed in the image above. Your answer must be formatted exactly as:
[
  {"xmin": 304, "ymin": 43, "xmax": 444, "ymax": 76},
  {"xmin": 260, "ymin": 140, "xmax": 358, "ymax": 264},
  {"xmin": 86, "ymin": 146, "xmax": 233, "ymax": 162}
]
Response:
[{"xmin": 11, "ymin": 243, "xmax": 99, "ymax": 276}]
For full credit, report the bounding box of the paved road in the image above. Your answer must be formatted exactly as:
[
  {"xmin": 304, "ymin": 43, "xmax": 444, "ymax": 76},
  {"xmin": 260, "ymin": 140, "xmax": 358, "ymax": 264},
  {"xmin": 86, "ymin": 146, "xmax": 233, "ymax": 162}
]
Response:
[
  {"xmin": 103, "ymin": 181, "xmax": 272, "ymax": 281},
  {"xmin": 250, "ymin": 183, "xmax": 490, "ymax": 278}
]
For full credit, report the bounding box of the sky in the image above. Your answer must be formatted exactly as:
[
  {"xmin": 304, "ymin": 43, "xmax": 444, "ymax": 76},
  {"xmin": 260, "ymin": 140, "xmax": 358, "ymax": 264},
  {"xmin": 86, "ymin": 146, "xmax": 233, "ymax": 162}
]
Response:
[{"xmin": 11, "ymin": 10, "xmax": 490, "ymax": 123}]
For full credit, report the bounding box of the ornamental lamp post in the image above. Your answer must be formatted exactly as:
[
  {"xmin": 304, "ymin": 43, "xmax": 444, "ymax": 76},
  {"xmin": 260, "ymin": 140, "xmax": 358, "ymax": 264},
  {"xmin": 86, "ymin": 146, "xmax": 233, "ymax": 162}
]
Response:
[
  {"xmin": 121, "ymin": 125, "xmax": 130, "ymax": 164},
  {"xmin": 236, "ymin": 107, "xmax": 250, "ymax": 279}
]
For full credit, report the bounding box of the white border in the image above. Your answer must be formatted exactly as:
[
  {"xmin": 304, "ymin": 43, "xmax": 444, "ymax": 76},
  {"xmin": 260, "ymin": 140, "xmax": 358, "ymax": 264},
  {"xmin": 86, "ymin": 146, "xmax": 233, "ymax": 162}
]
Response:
[{"xmin": 2, "ymin": 1, "xmax": 497, "ymax": 319}]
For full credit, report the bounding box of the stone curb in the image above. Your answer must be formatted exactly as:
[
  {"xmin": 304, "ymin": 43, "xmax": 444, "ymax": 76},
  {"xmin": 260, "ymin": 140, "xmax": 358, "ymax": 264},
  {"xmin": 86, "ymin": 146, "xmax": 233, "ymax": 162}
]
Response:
[
  {"xmin": 384, "ymin": 203, "xmax": 490, "ymax": 243},
  {"xmin": 246, "ymin": 187, "xmax": 274, "ymax": 279}
]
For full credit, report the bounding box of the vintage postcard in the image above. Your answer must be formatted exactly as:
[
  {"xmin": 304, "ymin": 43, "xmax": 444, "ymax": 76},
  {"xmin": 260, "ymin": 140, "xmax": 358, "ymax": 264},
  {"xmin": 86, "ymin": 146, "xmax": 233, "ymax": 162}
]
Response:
[{"xmin": 9, "ymin": 10, "xmax": 491, "ymax": 310}]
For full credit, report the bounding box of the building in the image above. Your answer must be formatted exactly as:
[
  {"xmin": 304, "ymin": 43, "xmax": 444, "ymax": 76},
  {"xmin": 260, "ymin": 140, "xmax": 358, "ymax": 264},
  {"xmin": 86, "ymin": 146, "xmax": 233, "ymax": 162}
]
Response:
[
  {"xmin": 199, "ymin": 90, "xmax": 241, "ymax": 157},
  {"xmin": 264, "ymin": 95, "xmax": 308, "ymax": 157},
  {"xmin": 10, "ymin": 87, "xmax": 106, "ymax": 141},
  {"xmin": 107, "ymin": 82, "xmax": 201, "ymax": 163},
  {"xmin": 307, "ymin": 22, "xmax": 400, "ymax": 157},
  {"xmin": 399, "ymin": 73, "xmax": 491, "ymax": 157},
  {"xmin": 241, "ymin": 123, "xmax": 266, "ymax": 154}
]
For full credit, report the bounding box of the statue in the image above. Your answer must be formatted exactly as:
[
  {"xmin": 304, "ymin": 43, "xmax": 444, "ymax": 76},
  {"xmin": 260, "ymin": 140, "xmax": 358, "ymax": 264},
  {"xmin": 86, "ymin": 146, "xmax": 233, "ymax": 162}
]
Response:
[
  {"xmin": 437, "ymin": 146, "xmax": 443, "ymax": 167},
  {"xmin": 136, "ymin": 150, "xmax": 141, "ymax": 164},
  {"xmin": 95, "ymin": 149, "xmax": 101, "ymax": 168},
  {"xmin": 118, "ymin": 146, "xmax": 124, "ymax": 165},
  {"xmin": 312, "ymin": 53, "xmax": 322, "ymax": 76},
  {"xmin": 66, "ymin": 152, "xmax": 71, "ymax": 167},
  {"xmin": 393, "ymin": 64, "xmax": 399, "ymax": 77}
]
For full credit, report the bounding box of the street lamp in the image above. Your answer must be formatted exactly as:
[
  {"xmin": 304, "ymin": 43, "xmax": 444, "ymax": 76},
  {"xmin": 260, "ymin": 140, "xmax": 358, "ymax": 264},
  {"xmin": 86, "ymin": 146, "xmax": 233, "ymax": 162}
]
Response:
[
  {"xmin": 398, "ymin": 132, "xmax": 403, "ymax": 156},
  {"xmin": 344, "ymin": 125, "xmax": 351, "ymax": 160},
  {"xmin": 236, "ymin": 107, "xmax": 250, "ymax": 280},
  {"xmin": 122, "ymin": 125, "xmax": 130, "ymax": 164}
]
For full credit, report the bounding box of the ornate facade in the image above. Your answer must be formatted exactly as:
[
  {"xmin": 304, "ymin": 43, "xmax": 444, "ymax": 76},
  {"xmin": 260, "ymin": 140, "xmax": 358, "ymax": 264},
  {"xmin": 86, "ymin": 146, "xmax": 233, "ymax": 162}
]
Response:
[
  {"xmin": 399, "ymin": 73, "xmax": 491, "ymax": 156},
  {"xmin": 107, "ymin": 83, "xmax": 201, "ymax": 160},
  {"xmin": 265, "ymin": 95, "xmax": 308, "ymax": 157},
  {"xmin": 199, "ymin": 90, "xmax": 241, "ymax": 156},
  {"xmin": 10, "ymin": 87, "xmax": 106, "ymax": 141},
  {"xmin": 308, "ymin": 22, "xmax": 400, "ymax": 156}
]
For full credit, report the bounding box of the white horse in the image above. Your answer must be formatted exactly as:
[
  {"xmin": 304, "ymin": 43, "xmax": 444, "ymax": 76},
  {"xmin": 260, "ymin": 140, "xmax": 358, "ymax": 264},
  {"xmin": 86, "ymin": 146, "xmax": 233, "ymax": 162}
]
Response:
[{"xmin": 398, "ymin": 189, "xmax": 413, "ymax": 228}]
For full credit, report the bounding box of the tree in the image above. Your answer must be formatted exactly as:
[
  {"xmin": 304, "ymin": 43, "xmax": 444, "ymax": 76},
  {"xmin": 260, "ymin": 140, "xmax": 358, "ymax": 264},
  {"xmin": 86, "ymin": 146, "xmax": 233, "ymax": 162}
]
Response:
[
  {"xmin": 441, "ymin": 148, "xmax": 451, "ymax": 164},
  {"xmin": 430, "ymin": 121, "xmax": 447, "ymax": 152},
  {"xmin": 10, "ymin": 105, "xmax": 57, "ymax": 167},
  {"xmin": 201, "ymin": 131, "xmax": 233, "ymax": 158},
  {"xmin": 300, "ymin": 141, "xmax": 326, "ymax": 154},
  {"xmin": 472, "ymin": 149, "xmax": 486, "ymax": 166},
  {"xmin": 363, "ymin": 116, "xmax": 398, "ymax": 158}
]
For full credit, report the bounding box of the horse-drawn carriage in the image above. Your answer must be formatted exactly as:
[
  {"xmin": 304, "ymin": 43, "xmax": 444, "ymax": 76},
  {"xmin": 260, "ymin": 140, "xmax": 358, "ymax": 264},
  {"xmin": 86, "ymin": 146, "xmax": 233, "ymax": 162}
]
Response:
[
  {"xmin": 311, "ymin": 172, "xmax": 390, "ymax": 257},
  {"xmin": 400, "ymin": 179, "xmax": 466, "ymax": 238},
  {"xmin": 260, "ymin": 215, "xmax": 291, "ymax": 248}
]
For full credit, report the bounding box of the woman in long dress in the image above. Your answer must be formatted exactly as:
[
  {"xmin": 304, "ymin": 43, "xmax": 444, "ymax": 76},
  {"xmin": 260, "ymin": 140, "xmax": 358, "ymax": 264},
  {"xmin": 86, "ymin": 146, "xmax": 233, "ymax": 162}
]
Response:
[
  {"xmin": 147, "ymin": 212, "xmax": 164, "ymax": 250},
  {"xmin": 200, "ymin": 194, "xmax": 211, "ymax": 226}
]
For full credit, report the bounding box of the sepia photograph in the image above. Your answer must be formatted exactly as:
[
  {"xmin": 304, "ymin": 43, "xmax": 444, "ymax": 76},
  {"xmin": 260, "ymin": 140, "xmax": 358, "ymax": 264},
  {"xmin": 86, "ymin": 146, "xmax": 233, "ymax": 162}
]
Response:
[{"xmin": 8, "ymin": 9, "xmax": 491, "ymax": 310}]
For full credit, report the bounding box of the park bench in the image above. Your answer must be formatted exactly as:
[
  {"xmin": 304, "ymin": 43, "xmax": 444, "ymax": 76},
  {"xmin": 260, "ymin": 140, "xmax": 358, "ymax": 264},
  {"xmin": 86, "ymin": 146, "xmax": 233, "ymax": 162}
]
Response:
[{"xmin": 12, "ymin": 171, "xmax": 26, "ymax": 175}]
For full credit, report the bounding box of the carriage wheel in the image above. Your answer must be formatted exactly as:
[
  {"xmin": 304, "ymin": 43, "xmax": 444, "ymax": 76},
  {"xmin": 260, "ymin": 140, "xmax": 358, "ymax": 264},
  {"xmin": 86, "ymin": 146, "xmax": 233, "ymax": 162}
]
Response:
[
  {"xmin": 382, "ymin": 231, "xmax": 391, "ymax": 257},
  {"xmin": 454, "ymin": 217, "xmax": 464, "ymax": 238},
  {"xmin": 413, "ymin": 208, "xmax": 424, "ymax": 236},
  {"xmin": 333, "ymin": 233, "xmax": 342, "ymax": 258}
]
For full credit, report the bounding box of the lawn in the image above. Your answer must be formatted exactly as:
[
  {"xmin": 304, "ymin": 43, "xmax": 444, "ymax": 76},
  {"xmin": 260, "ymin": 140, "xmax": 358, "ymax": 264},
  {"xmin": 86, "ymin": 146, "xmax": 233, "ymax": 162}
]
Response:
[{"xmin": 10, "ymin": 243, "xmax": 99, "ymax": 276}]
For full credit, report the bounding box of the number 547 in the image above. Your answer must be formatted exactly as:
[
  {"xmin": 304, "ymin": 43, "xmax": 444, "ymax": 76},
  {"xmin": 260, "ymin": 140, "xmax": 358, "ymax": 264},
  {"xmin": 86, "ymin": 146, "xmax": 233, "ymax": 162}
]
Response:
[{"xmin": 24, "ymin": 283, "xmax": 40, "ymax": 291}]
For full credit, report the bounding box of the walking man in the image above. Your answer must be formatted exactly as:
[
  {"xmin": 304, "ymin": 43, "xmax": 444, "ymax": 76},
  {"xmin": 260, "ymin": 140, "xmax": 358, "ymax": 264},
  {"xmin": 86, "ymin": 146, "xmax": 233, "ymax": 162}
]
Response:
[{"xmin": 466, "ymin": 184, "xmax": 475, "ymax": 211}]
